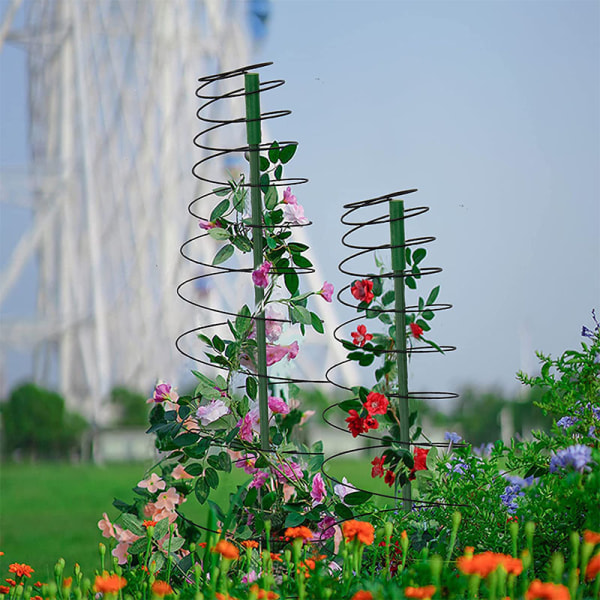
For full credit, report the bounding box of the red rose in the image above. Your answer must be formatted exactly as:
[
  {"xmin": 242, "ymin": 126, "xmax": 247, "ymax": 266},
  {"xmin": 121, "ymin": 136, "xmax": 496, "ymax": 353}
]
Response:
[
  {"xmin": 409, "ymin": 322, "xmax": 424, "ymax": 339},
  {"xmin": 371, "ymin": 456, "xmax": 385, "ymax": 478},
  {"xmin": 364, "ymin": 392, "xmax": 389, "ymax": 416},
  {"xmin": 409, "ymin": 447, "xmax": 430, "ymax": 480},
  {"xmin": 345, "ymin": 409, "xmax": 366, "ymax": 437},
  {"xmin": 384, "ymin": 470, "xmax": 396, "ymax": 486},
  {"xmin": 351, "ymin": 279, "xmax": 375, "ymax": 304},
  {"xmin": 364, "ymin": 415, "xmax": 379, "ymax": 431}
]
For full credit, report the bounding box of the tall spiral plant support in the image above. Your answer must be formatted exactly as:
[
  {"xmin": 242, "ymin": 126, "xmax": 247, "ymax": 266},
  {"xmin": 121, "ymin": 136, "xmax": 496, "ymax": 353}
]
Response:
[{"xmin": 324, "ymin": 190, "xmax": 460, "ymax": 513}]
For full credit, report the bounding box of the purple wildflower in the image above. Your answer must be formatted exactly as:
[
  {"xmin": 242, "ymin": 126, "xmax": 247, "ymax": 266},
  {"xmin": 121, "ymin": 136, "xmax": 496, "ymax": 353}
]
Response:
[
  {"xmin": 557, "ymin": 416, "xmax": 579, "ymax": 431},
  {"xmin": 549, "ymin": 444, "xmax": 593, "ymax": 473},
  {"xmin": 444, "ymin": 431, "xmax": 462, "ymax": 444}
]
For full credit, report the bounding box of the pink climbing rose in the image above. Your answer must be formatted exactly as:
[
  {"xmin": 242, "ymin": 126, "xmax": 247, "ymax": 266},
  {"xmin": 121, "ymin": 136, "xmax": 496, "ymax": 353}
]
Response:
[
  {"xmin": 320, "ymin": 281, "xmax": 334, "ymax": 302},
  {"xmin": 310, "ymin": 473, "xmax": 327, "ymax": 505},
  {"xmin": 252, "ymin": 260, "xmax": 272, "ymax": 288},
  {"xmin": 268, "ymin": 396, "xmax": 290, "ymax": 414},
  {"xmin": 196, "ymin": 399, "xmax": 230, "ymax": 426}
]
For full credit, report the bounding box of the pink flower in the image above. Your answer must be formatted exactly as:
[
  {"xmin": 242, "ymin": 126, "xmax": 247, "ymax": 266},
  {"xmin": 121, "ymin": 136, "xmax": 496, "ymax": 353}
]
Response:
[
  {"xmin": 238, "ymin": 412, "xmax": 255, "ymax": 442},
  {"xmin": 147, "ymin": 382, "xmax": 178, "ymax": 405},
  {"xmin": 241, "ymin": 455, "xmax": 258, "ymax": 475},
  {"xmin": 318, "ymin": 515, "xmax": 337, "ymax": 540},
  {"xmin": 268, "ymin": 396, "xmax": 290, "ymax": 415},
  {"xmin": 266, "ymin": 341, "xmax": 299, "ymax": 366},
  {"xmin": 320, "ymin": 281, "xmax": 334, "ymax": 302},
  {"xmin": 98, "ymin": 513, "xmax": 115, "ymax": 539},
  {"xmin": 283, "ymin": 187, "xmax": 297, "ymax": 205},
  {"xmin": 351, "ymin": 324, "xmax": 373, "ymax": 347},
  {"xmin": 249, "ymin": 471, "xmax": 269, "ymax": 489},
  {"xmin": 310, "ymin": 473, "xmax": 327, "ymax": 505},
  {"xmin": 114, "ymin": 527, "xmax": 141, "ymax": 545},
  {"xmin": 199, "ymin": 219, "xmax": 217, "ymax": 230},
  {"xmin": 171, "ymin": 464, "xmax": 194, "ymax": 480},
  {"xmin": 252, "ymin": 261, "xmax": 272, "ymax": 288},
  {"xmin": 273, "ymin": 460, "xmax": 303, "ymax": 483},
  {"xmin": 154, "ymin": 487, "xmax": 181, "ymax": 512},
  {"xmin": 265, "ymin": 304, "xmax": 285, "ymax": 342},
  {"xmin": 138, "ymin": 473, "xmax": 166, "ymax": 493},
  {"xmin": 196, "ymin": 399, "xmax": 230, "ymax": 426},
  {"xmin": 283, "ymin": 202, "xmax": 309, "ymax": 225},
  {"xmin": 112, "ymin": 542, "xmax": 130, "ymax": 565}
]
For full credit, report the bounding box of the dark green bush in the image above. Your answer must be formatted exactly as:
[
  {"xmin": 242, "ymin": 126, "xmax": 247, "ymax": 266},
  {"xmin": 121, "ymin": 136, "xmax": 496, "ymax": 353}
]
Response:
[{"xmin": 110, "ymin": 385, "xmax": 149, "ymax": 427}]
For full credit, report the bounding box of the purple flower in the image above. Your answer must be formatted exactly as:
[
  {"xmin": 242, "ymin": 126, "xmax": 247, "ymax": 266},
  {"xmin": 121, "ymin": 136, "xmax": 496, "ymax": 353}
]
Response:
[
  {"xmin": 252, "ymin": 260, "xmax": 272, "ymax": 288},
  {"xmin": 310, "ymin": 473, "xmax": 327, "ymax": 505},
  {"xmin": 444, "ymin": 431, "xmax": 462, "ymax": 444},
  {"xmin": 318, "ymin": 515, "xmax": 337, "ymax": 540},
  {"xmin": 500, "ymin": 476, "xmax": 535, "ymax": 514},
  {"xmin": 198, "ymin": 218, "xmax": 216, "ymax": 230},
  {"xmin": 283, "ymin": 186, "xmax": 297, "ymax": 205},
  {"xmin": 249, "ymin": 471, "xmax": 268, "ymax": 489},
  {"xmin": 147, "ymin": 382, "xmax": 178, "ymax": 404},
  {"xmin": 196, "ymin": 399, "xmax": 230, "ymax": 425},
  {"xmin": 445, "ymin": 458, "xmax": 469, "ymax": 475},
  {"xmin": 320, "ymin": 281, "xmax": 334, "ymax": 303},
  {"xmin": 549, "ymin": 444, "xmax": 593, "ymax": 473},
  {"xmin": 557, "ymin": 416, "xmax": 579, "ymax": 431}
]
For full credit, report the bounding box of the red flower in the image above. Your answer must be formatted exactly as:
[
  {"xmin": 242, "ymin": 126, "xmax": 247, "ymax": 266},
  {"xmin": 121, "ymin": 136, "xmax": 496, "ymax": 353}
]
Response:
[
  {"xmin": 351, "ymin": 324, "xmax": 373, "ymax": 347},
  {"xmin": 371, "ymin": 456, "xmax": 385, "ymax": 478},
  {"xmin": 384, "ymin": 470, "xmax": 396, "ymax": 486},
  {"xmin": 363, "ymin": 392, "xmax": 389, "ymax": 416},
  {"xmin": 409, "ymin": 447, "xmax": 430, "ymax": 480},
  {"xmin": 345, "ymin": 410, "xmax": 366, "ymax": 437},
  {"xmin": 409, "ymin": 322, "xmax": 424, "ymax": 339},
  {"xmin": 351, "ymin": 280, "xmax": 374, "ymax": 304},
  {"xmin": 364, "ymin": 415, "xmax": 379, "ymax": 431}
]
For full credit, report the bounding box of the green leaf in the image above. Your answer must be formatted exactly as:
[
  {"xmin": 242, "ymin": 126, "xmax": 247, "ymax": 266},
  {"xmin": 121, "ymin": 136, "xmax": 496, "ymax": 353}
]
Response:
[
  {"xmin": 120, "ymin": 513, "xmax": 144, "ymax": 536},
  {"xmin": 128, "ymin": 538, "xmax": 147, "ymax": 555},
  {"xmin": 269, "ymin": 141, "xmax": 280, "ymax": 163},
  {"xmin": 334, "ymin": 502, "xmax": 353, "ymax": 520},
  {"xmin": 274, "ymin": 164, "xmax": 283, "ymax": 180},
  {"xmin": 205, "ymin": 467, "xmax": 219, "ymax": 490},
  {"xmin": 212, "ymin": 244, "xmax": 235, "ymax": 266},
  {"xmin": 426, "ymin": 285, "xmax": 440, "ymax": 306},
  {"xmin": 422, "ymin": 310, "xmax": 435, "ymax": 321},
  {"xmin": 291, "ymin": 254, "xmax": 312, "ymax": 268},
  {"xmin": 262, "ymin": 491, "xmax": 277, "ymax": 510},
  {"xmin": 213, "ymin": 186, "xmax": 230, "ymax": 197},
  {"xmin": 339, "ymin": 399, "xmax": 361, "ymax": 412},
  {"xmin": 259, "ymin": 173, "xmax": 270, "ymax": 193},
  {"xmin": 210, "ymin": 199, "xmax": 230, "ymax": 221},
  {"xmin": 217, "ymin": 451, "xmax": 232, "ymax": 472},
  {"xmin": 259, "ymin": 156, "xmax": 270, "ymax": 171},
  {"xmin": 378, "ymin": 313, "xmax": 392, "ymax": 325},
  {"xmin": 359, "ymin": 354, "xmax": 375, "ymax": 367},
  {"xmin": 288, "ymin": 242, "xmax": 309, "ymax": 252},
  {"xmin": 208, "ymin": 227, "xmax": 230, "ymax": 241},
  {"xmin": 266, "ymin": 235, "xmax": 277, "ymax": 249},
  {"xmin": 244, "ymin": 487, "xmax": 258, "ymax": 507},
  {"xmin": 279, "ymin": 143, "xmax": 297, "ymax": 164},
  {"xmin": 418, "ymin": 297, "xmax": 425, "ymax": 312},
  {"xmin": 264, "ymin": 186, "xmax": 278, "ymax": 209},
  {"xmin": 344, "ymin": 491, "xmax": 372, "ymax": 505},
  {"xmin": 310, "ymin": 312, "xmax": 324, "ymax": 334},
  {"xmin": 416, "ymin": 318, "xmax": 430, "ymax": 331},
  {"xmin": 371, "ymin": 277, "xmax": 383, "ymax": 296},
  {"xmin": 173, "ymin": 432, "xmax": 200, "ymax": 447},
  {"xmin": 285, "ymin": 271, "xmax": 299, "ymax": 295},
  {"xmin": 194, "ymin": 478, "xmax": 209, "ymax": 504},
  {"xmin": 233, "ymin": 187, "xmax": 247, "ymax": 212},
  {"xmin": 246, "ymin": 376, "xmax": 257, "ymax": 399},
  {"xmin": 185, "ymin": 462, "xmax": 205, "ymax": 476},
  {"xmin": 413, "ymin": 248, "xmax": 427, "ymax": 265},
  {"xmin": 284, "ymin": 512, "xmax": 305, "ymax": 527},
  {"xmin": 290, "ymin": 305, "xmax": 312, "ymax": 325},
  {"xmin": 381, "ymin": 290, "xmax": 395, "ymax": 306},
  {"xmin": 153, "ymin": 517, "xmax": 170, "ymax": 541},
  {"xmin": 405, "ymin": 276, "xmax": 417, "ymax": 289},
  {"xmin": 231, "ymin": 235, "xmax": 252, "ymax": 253},
  {"xmin": 212, "ymin": 335, "xmax": 225, "ymax": 352},
  {"xmin": 405, "ymin": 247, "xmax": 412, "ymax": 265}
]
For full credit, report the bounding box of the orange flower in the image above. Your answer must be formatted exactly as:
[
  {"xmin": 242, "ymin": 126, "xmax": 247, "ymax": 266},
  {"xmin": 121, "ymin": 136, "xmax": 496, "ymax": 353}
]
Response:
[
  {"xmin": 4, "ymin": 580, "xmax": 16, "ymax": 587},
  {"xmin": 33, "ymin": 583, "xmax": 43, "ymax": 589},
  {"xmin": 8, "ymin": 564, "xmax": 34, "ymax": 579},
  {"xmin": 143, "ymin": 520, "xmax": 157, "ymax": 528},
  {"xmin": 212, "ymin": 539, "xmax": 239, "ymax": 560},
  {"xmin": 241, "ymin": 540, "xmax": 259, "ymax": 549},
  {"xmin": 94, "ymin": 573, "xmax": 127, "ymax": 594},
  {"xmin": 31, "ymin": 596, "xmax": 43, "ymax": 600},
  {"xmin": 342, "ymin": 520, "xmax": 375, "ymax": 546},
  {"xmin": 457, "ymin": 552, "xmax": 522, "ymax": 578},
  {"xmin": 62, "ymin": 577, "xmax": 73, "ymax": 588},
  {"xmin": 285, "ymin": 526, "xmax": 314, "ymax": 541},
  {"xmin": 351, "ymin": 592, "xmax": 373, "ymax": 600},
  {"xmin": 586, "ymin": 554, "xmax": 600, "ymax": 580},
  {"xmin": 151, "ymin": 581, "xmax": 174, "ymax": 597},
  {"xmin": 405, "ymin": 586, "xmax": 437, "ymax": 599},
  {"xmin": 525, "ymin": 580, "xmax": 570, "ymax": 600},
  {"xmin": 584, "ymin": 530, "xmax": 600, "ymax": 545},
  {"xmin": 215, "ymin": 594, "xmax": 239, "ymax": 600},
  {"xmin": 249, "ymin": 584, "xmax": 279, "ymax": 599},
  {"xmin": 0, "ymin": 586, "xmax": 11, "ymax": 594},
  {"xmin": 270, "ymin": 553, "xmax": 283, "ymax": 562}
]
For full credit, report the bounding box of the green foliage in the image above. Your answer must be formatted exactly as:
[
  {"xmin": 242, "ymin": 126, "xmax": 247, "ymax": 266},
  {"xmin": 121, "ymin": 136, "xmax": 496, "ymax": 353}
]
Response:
[
  {"xmin": 1, "ymin": 383, "xmax": 88, "ymax": 459},
  {"xmin": 110, "ymin": 386, "xmax": 149, "ymax": 427}
]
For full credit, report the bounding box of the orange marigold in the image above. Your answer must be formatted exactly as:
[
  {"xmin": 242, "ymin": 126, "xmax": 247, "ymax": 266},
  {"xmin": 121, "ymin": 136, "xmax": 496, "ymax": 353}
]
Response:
[
  {"xmin": 405, "ymin": 586, "xmax": 437, "ymax": 599},
  {"xmin": 0, "ymin": 586, "xmax": 11, "ymax": 594},
  {"xmin": 215, "ymin": 594, "xmax": 239, "ymax": 600},
  {"xmin": 62, "ymin": 577, "xmax": 73, "ymax": 588},
  {"xmin": 584, "ymin": 530, "xmax": 600, "ymax": 545},
  {"xmin": 94, "ymin": 573, "xmax": 127, "ymax": 594},
  {"xmin": 212, "ymin": 539, "xmax": 239, "ymax": 560},
  {"xmin": 151, "ymin": 581, "xmax": 174, "ymax": 597},
  {"xmin": 586, "ymin": 554, "xmax": 600, "ymax": 580},
  {"xmin": 241, "ymin": 540, "xmax": 259, "ymax": 549},
  {"xmin": 350, "ymin": 592, "xmax": 373, "ymax": 600},
  {"xmin": 8, "ymin": 564, "xmax": 34, "ymax": 579},
  {"xmin": 4, "ymin": 580, "xmax": 16, "ymax": 587},
  {"xmin": 31, "ymin": 595, "xmax": 43, "ymax": 600},
  {"xmin": 249, "ymin": 584, "xmax": 279, "ymax": 599},
  {"xmin": 270, "ymin": 552, "xmax": 283, "ymax": 562},
  {"xmin": 525, "ymin": 580, "xmax": 570, "ymax": 600},
  {"xmin": 457, "ymin": 552, "xmax": 521, "ymax": 578},
  {"xmin": 342, "ymin": 520, "xmax": 375, "ymax": 546},
  {"xmin": 285, "ymin": 526, "xmax": 314, "ymax": 541}
]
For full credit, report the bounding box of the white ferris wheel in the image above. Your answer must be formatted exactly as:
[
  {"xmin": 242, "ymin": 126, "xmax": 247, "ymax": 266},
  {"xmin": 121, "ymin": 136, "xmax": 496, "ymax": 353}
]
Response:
[{"xmin": 0, "ymin": 0, "xmax": 351, "ymax": 428}]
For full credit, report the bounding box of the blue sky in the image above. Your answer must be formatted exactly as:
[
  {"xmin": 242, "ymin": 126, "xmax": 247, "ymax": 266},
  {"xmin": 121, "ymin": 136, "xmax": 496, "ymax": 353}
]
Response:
[{"xmin": 1, "ymin": 0, "xmax": 598, "ymax": 399}]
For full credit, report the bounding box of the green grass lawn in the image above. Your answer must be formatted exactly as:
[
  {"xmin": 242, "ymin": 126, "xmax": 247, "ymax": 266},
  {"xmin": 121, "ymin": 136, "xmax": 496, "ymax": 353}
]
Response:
[{"xmin": 1, "ymin": 457, "xmax": 386, "ymax": 580}]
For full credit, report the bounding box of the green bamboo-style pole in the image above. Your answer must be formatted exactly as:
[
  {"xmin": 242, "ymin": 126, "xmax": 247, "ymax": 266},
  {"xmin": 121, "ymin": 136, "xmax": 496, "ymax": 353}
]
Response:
[
  {"xmin": 389, "ymin": 199, "xmax": 412, "ymax": 510},
  {"xmin": 244, "ymin": 73, "xmax": 269, "ymax": 452}
]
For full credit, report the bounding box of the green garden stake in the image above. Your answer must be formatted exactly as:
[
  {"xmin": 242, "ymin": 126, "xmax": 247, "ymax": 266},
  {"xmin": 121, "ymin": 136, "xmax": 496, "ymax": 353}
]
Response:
[
  {"xmin": 389, "ymin": 199, "xmax": 412, "ymax": 510},
  {"xmin": 244, "ymin": 73, "xmax": 270, "ymax": 453}
]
